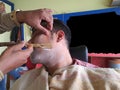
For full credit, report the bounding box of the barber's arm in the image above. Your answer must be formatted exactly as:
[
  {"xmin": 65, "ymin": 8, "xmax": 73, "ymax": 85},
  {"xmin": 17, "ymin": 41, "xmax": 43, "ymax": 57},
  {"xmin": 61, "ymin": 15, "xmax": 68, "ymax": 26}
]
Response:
[
  {"xmin": 0, "ymin": 8, "xmax": 53, "ymax": 34},
  {"xmin": 0, "ymin": 42, "xmax": 33, "ymax": 81},
  {"xmin": 0, "ymin": 8, "xmax": 53, "ymax": 81}
]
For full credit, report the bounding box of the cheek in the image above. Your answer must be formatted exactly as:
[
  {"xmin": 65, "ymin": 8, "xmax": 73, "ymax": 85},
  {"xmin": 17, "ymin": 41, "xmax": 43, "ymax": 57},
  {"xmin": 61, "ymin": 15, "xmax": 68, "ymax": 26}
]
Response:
[
  {"xmin": 30, "ymin": 49, "xmax": 42, "ymax": 62},
  {"xmin": 39, "ymin": 36, "xmax": 49, "ymax": 43},
  {"xmin": 32, "ymin": 46, "xmax": 56, "ymax": 56},
  {"xmin": 30, "ymin": 49, "xmax": 52, "ymax": 63},
  {"xmin": 31, "ymin": 35, "xmax": 51, "ymax": 44}
]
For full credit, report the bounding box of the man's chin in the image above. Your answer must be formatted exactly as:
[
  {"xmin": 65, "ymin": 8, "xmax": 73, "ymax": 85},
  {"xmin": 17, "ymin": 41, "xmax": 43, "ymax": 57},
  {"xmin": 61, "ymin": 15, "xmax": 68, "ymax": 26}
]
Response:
[
  {"xmin": 30, "ymin": 59, "xmax": 39, "ymax": 64},
  {"xmin": 30, "ymin": 55, "xmax": 38, "ymax": 63}
]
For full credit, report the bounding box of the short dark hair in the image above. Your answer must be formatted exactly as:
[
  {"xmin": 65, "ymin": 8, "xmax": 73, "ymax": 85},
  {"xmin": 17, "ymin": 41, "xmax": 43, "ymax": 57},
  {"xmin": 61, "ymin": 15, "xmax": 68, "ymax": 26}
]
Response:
[
  {"xmin": 51, "ymin": 19, "xmax": 71, "ymax": 48},
  {"xmin": 32, "ymin": 19, "xmax": 71, "ymax": 48}
]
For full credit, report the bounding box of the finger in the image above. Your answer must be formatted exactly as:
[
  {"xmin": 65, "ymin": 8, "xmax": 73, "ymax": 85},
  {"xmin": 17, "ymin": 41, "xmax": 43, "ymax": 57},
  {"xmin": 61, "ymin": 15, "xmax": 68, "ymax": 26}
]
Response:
[
  {"xmin": 38, "ymin": 25, "xmax": 49, "ymax": 35},
  {"xmin": 43, "ymin": 8, "xmax": 54, "ymax": 13},
  {"xmin": 46, "ymin": 15, "xmax": 53, "ymax": 30},
  {"xmin": 45, "ymin": 16, "xmax": 53, "ymax": 30},
  {"xmin": 46, "ymin": 20, "xmax": 53, "ymax": 30},
  {"xmin": 13, "ymin": 41, "xmax": 26, "ymax": 50},
  {"xmin": 35, "ymin": 23, "xmax": 50, "ymax": 35},
  {"xmin": 20, "ymin": 44, "xmax": 33, "ymax": 57},
  {"xmin": 42, "ymin": 9, "xmax": 53, "ymax": 30},
  {"xmin": 1, "ymin": 41, "xmax": 26, "ymax": 56}
]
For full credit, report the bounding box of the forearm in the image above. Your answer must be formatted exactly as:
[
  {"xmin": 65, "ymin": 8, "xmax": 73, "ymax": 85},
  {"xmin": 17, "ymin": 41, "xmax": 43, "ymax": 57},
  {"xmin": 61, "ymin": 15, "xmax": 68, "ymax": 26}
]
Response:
[
  {"xmin": 16, "ymin": 10, "xmax": 26, "ymax": 24},
  {"xmin": 0, "ymin": 10, "xmax": 31, "ymax": 34},
  {"xmin": 0, "ymin": 58, "xmax": 9, "ymax": 75}
]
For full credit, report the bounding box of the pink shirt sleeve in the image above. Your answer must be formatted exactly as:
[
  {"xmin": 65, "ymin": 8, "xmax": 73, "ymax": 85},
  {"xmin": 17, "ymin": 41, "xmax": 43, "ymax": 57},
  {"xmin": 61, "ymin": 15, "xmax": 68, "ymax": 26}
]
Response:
[{"xmin": 73, "ymin": 58, "xmax": 99, "ymax": 68}]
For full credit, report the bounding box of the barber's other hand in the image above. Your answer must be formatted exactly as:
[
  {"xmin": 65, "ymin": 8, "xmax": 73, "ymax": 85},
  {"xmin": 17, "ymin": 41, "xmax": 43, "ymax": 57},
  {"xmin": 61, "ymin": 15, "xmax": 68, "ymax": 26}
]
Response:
[
  {"xmin": 0, "ymin": 41, "xmax": 33, "ymax": 74},
  {"xmin": 16, "ymin": 8, "xmax": 53, "ymax": 35}
]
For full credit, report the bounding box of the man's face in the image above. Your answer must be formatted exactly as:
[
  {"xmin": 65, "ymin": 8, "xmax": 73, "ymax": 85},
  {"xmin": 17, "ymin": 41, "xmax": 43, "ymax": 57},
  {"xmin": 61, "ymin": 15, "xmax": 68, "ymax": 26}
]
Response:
[{"xmin": 29, "ymin": 29, "xmax": 56, "ymax": 64}]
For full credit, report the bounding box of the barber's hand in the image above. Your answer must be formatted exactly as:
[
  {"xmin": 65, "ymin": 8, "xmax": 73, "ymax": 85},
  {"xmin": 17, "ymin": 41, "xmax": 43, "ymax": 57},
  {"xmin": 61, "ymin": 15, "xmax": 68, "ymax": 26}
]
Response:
[
  {"xmin": 17, "ymin": 8, "xmax": 53, "ymax": 35},
  {"xmin": 0, "ymin": 41, "xmax": 33, "ymax": 74}
]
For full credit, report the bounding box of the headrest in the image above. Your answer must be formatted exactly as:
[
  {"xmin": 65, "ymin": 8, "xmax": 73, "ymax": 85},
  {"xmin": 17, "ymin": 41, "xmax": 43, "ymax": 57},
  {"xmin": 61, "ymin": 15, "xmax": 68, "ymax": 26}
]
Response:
[{"xmin": 69, "ymin": 45, "xmax": 88, "ymax": 62}]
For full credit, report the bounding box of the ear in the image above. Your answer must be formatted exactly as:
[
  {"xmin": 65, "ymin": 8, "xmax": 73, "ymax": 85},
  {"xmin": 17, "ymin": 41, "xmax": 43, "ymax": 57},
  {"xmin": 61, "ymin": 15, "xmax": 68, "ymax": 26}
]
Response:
[{"xmin": 56, "ymin": 30, "xmax": 65, "ymax": 42}]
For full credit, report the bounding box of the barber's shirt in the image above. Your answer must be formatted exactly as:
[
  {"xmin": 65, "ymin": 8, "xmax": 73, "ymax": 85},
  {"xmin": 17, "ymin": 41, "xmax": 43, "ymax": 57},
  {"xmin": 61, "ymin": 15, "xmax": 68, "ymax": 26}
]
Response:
[
  {"xmin": 10, "ymin": 59, "xmax": 120, "ymax": 90},
  {"xmin": 0, "ymin": 13, "xmax": 16, "ymax": 34}
]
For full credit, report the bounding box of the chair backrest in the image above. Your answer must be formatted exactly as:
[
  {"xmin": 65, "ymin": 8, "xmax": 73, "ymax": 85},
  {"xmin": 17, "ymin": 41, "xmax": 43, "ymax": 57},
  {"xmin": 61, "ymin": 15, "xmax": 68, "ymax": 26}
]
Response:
[{"xmin": 69, "ymin": 45, "xmax": 88, "ymax": 62}]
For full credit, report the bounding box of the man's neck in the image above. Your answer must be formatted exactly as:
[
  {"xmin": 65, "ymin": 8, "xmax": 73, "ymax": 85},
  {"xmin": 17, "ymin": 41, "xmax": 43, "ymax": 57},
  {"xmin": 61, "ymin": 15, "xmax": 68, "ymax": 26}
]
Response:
[{"xmin": 45, "ymin": 52, "xmax": 73, "ymax": 75}]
